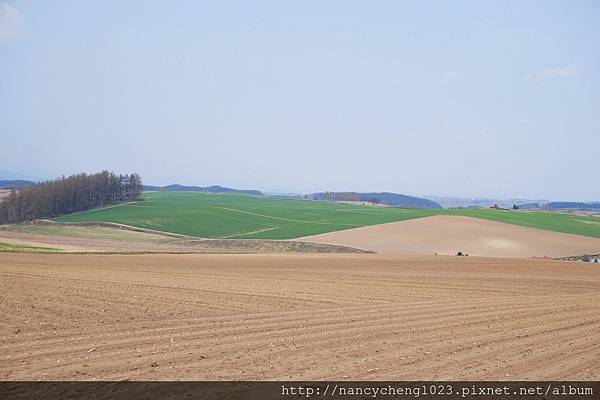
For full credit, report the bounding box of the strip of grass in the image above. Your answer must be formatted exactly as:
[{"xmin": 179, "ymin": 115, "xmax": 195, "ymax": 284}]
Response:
[
  {"xmin": 52, "ymin": 192, "xmax": 600, "ymax": 239},
  {"xmin": 0, "ymin": 242, "xmax": 61, "ymax": 253},
  {"xmin": 5, "ymin": 224, "xmax": 175, "ymax": 243}
]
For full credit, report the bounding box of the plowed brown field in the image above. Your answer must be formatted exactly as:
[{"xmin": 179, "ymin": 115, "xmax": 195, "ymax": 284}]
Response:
[
  {"xmin": 300, "ymin": 215, "xmax": 600, "ymax": 258},
  {"xmin": 1, "ymin": 253, "xmax": 599, "ymax": 380}
]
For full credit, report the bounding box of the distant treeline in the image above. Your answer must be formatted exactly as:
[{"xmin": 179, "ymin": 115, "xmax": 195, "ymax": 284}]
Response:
[
  {"xmin": 543, "ymin": 202, "xmax": 600, "ymax": 211},
  {"xmin": 0, "ymin": 180, "xmax": 36, "ymax": 189},
  {"xmin": 310, "ymin": 192, "xmax": 443, "ymax": 209},
  {"xmin": 143, "ymin": 184, "xmax": 262, "ymax": 196},
  {"xmin": 0, "ymin": 171, "xmax": 143, "ymax": 224}
]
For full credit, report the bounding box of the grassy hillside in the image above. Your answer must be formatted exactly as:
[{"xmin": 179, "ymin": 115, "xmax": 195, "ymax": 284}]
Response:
[
  {"xmin": 53, "ymin": 192, "xmax": 434, "ymax": 239},
  {"xmin": 53, "ymin": 192, "xmax": 600, "ymax": 239}
]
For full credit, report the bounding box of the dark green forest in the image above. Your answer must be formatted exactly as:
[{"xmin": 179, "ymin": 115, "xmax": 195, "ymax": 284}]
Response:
[{"xmin": 0, "ymin": 171, "xmax": 143, "ymax": 224}]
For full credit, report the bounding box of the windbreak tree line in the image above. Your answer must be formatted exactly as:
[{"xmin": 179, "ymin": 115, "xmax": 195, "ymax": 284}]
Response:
[{"xmin": 0, "ymin": 171, "xmax": 143, "ymax": 224}]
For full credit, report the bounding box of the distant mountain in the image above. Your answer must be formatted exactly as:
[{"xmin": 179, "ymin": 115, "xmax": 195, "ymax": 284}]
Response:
[
  {"xmin": 144, "ymin": 184, "xmax": 262, "ymax": 196},
  {"xmin": 516, "ymin": 203, "xmax": 541, "ymax": 210},
  {"xmin": 0, "ymin": 170, "xmax": 45, "ymax": 182},
  {"xmin": 424, "ymin": 196, "xmax": 549, "ymax": 209},
  {"xmin": 310, "ymin": 192, "xmax": 443, "ymax": 209},
  {"xmin": 0, "ymin": 180, "xmax": 37, "ymax": 189},
  {"xmin": 542, "ymin": 202, "xmax": 600, "ymax": 211}
]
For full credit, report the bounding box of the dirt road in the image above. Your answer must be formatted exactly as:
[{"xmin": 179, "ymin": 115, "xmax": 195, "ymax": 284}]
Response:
[{"xmin": 0, "ymin": 253, "xmax": 598, "ymax": 380}]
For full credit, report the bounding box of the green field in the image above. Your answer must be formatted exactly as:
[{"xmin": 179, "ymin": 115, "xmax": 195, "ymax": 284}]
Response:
[{"xmin": 53, "ymin": 192, "xmax": 600, "ymax": 239}]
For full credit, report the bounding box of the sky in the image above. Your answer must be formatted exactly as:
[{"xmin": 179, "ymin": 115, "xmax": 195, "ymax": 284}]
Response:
[{"xmin": 1, "ymin": 1, "xmax": 599, "ymax": 201}]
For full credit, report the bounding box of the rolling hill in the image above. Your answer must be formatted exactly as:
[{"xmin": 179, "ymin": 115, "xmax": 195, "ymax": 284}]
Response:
[
  {"xmin": 309, "ymin": 192, "xmax": 442, "ymax": 209},
  {"xmin": 300, "ymin": 215, "xmax": 600, "ymax": 258},
  {"xmin": 52, "ymin": 192, "xmax": 600, "ymax": 240},
  {"xmin": 0, "ymin": 180, "xmax": 37, "ymax": 189},
  {"xmin": 543, "ymin": 202, "xmax": 600, "ymax": 211},
  {"xmin": 143, "ymin": 184, "xmax": 261, "ymax": 196}
]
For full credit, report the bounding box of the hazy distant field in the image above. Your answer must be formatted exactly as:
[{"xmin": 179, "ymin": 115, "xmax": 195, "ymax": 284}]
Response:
[{"xmin": 53, "ymin": 192, "xmax": 600, "ymax": 239}]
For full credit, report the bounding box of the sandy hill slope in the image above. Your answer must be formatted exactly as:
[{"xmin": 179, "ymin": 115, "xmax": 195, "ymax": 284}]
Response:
[{"xmin": 299, "ymin": 215, "xmax": 600, "ymax": 258}]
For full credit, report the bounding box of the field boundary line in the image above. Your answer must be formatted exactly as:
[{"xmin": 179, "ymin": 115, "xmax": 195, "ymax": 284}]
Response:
[
  {"xmin": 35, "ymin": 220, "xmax": 206, "ymax": 239},
  {"xmin": 53, "ymin": 201, "xmax": 139, "ymax": 217},
  {"xmin": 218, "ymin": 227, "xmax": 279, "ymax": 239},
  {"xmin": 213, "ymin": 207, "xmax": 362, "ymax": 227}
]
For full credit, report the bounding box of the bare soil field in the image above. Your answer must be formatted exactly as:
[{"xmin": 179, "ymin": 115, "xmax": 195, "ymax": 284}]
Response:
[
  {"xmin": 0, "ymin": 253, "xmax": 598, "ymax": 380},
  {"xmin": 0, "ymin": 190, "xmax": 11, "ymax": 200},
  {"xmin": 300, "ymin": 215, "xmax": 600, "ymax": 258},
  {"xmin": 0, "ymin": 224, "xmax": 364, "ymax": 254}
]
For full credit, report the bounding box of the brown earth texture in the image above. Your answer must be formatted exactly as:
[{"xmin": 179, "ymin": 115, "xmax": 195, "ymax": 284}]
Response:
[
  {"xmin": 300, "ymin": 215, "xmax": 600, "ymax": 258},
  {"xmin": 1, "ymin": 252, "xmax": 599, "ymax": 381}
]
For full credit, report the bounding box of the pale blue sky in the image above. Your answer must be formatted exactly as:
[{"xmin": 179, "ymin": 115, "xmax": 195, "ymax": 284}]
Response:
[{"xmin": 1, "ymin": 1, "xmax": 599, "ymax": 200}]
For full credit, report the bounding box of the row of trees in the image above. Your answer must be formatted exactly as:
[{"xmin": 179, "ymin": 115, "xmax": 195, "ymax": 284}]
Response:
[
  {"xmin": 323, "ymin": 192, "xmax": 362, "ymax": 202},
  {"xmin": 0, "ymin": 171, "xmax": 143, "ymax": 224}
]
